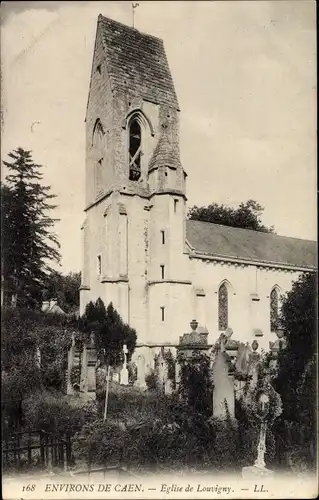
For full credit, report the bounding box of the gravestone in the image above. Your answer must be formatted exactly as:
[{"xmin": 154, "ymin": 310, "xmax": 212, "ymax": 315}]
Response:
[
  {"xmin": 86, "ymin": 347, "xmax": 97, "ymax": 397},
  {"xmin": 120, "ymin": 344, "xmax": 129, "ymax": 386},
  {"xmin": 247, "ymin": 340, "xmax": 260, "ymax": 391},
  {"xmin": 212, "ymin": 350, "xmax": 235, "ymax": 418},
  {"xmin": 175, "ymin": 319, "xmax": 212, "ymax": 387},
  {"xmin": 66, "ymin": 334, "xmax": 76, "ymax": 395},
  {"xmin": 136, "ymin": 354, "xmax": 146, "ymax": 388}
]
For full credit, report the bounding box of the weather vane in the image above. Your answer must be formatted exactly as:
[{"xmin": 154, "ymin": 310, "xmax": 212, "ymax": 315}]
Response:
[{"xmin": 132, "ymin": 3, "xmax": 139, "ymax": 28}]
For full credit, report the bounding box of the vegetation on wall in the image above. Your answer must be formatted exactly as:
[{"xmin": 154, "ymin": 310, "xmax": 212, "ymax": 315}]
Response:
[
  {"xmin": 1, "ymin": 306, "xmax": 75, "ymax": 400},
  {"xmin": 177, "ymin": 351, "xmax": 214, "ymax": 417},
  {"xmin": 188, "ymin": 199, "xmax": 274, "ymax": 233}
]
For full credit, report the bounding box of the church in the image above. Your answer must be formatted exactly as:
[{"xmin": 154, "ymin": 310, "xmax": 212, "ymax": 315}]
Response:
[{"xmin": 79, "ymin": 15, "xmax": 316, "ymax": 384}]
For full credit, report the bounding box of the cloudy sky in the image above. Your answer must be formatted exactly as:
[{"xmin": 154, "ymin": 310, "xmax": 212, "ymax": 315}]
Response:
[{"xmin": 1, "ymin": 1, "xmax": 316, "ymax": 273}]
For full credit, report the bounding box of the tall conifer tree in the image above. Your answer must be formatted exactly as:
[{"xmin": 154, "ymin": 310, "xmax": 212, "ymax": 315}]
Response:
[{"xmin": 1, "ymin": 148, "xmax": 60, "ymax": 308}]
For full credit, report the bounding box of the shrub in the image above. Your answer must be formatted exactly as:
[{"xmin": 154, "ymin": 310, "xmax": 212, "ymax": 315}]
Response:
[
  {"xmin": 177, "ymin": 351, "xmax": 214, "ymax": 417},
  {"xmin": 145, "ymin": 370, "xmax": 158, "ymax": 391},
  {"xmin": 128, "ymin": 362, "xmax": 137, "ymax": 386},
  {"xmin": 70, "ymin": 366, "xmax": 81, "ymax": 387},
  {"xmin": 74, "ymin": 391, "xmax": 250, "ymax": 473},
  {"xmin": 1, "ymin": 306, "xmax": 74, "ymax": 395},
  {"xmin": 23, "ymin": 390, "xmax": 85, "ymax": 437},
  {"xmin": 74, "ymin": 419, "xmax": 127, "ymax": 467}
]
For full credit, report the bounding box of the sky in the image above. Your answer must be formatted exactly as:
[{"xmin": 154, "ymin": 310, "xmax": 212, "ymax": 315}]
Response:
[{"xmin": 1, "ymin": 1, "xmax": 317, "ymax": 273}]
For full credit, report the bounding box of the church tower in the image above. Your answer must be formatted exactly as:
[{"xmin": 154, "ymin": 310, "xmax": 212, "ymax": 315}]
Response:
[{"xmin": 80, "ymin": 15, "xmax": 189, "ymax": 344}]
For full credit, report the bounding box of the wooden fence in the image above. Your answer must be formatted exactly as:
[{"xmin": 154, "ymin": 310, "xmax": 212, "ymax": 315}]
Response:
[{"xmin": 2, "ymin": 430, "xmax": 73, "ymax": 472}]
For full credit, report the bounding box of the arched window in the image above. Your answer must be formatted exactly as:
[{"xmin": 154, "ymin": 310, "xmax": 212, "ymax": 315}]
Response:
[
  {"xmin": 92, "ymin": 119, "xmax": 105, "ymax": 195},
  {"xmin": 129, "ymin": 119, "xmax": 142, "ymax": 181},
  {"xmin": 218, "ymin": 283, "xmax": 228, "ymax": 331},
  {"xmin": 270, "ymin": 288, "xmax": 279, "ymax": 332}
]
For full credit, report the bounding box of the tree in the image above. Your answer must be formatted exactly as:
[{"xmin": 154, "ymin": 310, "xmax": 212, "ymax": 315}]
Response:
[
  {"xmin": 1, "ymin": 148, "xmax": 60, "ymax": 308},
  {"xmin": 188, "ymin": 199, "xmax": 274, "ymax": 233},
  {"xmin": 273, "ymin": 272, "xmax": 317, "ymax": 467},
  {"xmin": 80, "ymin": 299, "xmax": 137, "ymax": 419},
  {"xmin": 43, "ymin": 270, "xmax": 81, "ymax": 313},
  {"xmin": 80, "ymin": 299, "xmax": 137, "ymax": 367}
]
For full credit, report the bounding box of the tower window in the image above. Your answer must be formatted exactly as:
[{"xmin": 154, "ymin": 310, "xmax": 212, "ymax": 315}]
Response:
[
  {"xmin": 96, "ymin": 64, "xmax": 101, "ymax": 74},
  {"xmin": 129, "ymin": 119, "xmax": 141, "ymax": 181},
  {"xmin": 97, "ymin": 255, "xmax": 102, "ymax": 275},
  {"xmin": 92, "ymin": 119, "xmax": 105, "ymax": 196},
  {"xmin": 174, "ymin": 199, "xmax": 178, "ymax": 213},
  {"xmin": 161, "ymin": 230, "xmax": 165, "ymax": 244},
  {"xmin": 160, "ymin": 306, "xmax": 165, "ymax": 322},
  {"xmin": 160, "ymin": 265, "xmax": 165, "ymax": 279},
  {"xmin": 218, "ymin": 283, "xmax": 228, "ymax": 331},
  {"xmin": 270, "ymin": 288, "xmax": 279, "ymax": 332}
]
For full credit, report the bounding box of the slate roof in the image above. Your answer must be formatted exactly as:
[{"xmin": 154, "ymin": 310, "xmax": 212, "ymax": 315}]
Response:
[
  {"xmin": 148, "ymin": 130, "xmax": 181, "ymax": 172},
  {"xmin": 186, "ymin": 220, "xmax": 317, "ymax": 270},
  {"xmin": 98, "ymin": 15, "xmax": 179, "ymax": 109}
]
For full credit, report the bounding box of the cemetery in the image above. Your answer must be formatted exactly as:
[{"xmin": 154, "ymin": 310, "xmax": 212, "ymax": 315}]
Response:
[{"xmin": 3, "ymin": 292, "xmax": 315, "ymax": 479}]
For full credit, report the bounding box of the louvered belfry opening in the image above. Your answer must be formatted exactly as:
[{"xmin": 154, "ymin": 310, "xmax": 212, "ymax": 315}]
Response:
[{"xmin": 129, "ymin": 119, "xmax": 142, "ymax": 181}]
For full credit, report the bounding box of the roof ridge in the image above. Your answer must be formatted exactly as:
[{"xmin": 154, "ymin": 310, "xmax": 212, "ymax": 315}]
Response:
[
  {"xmin": 98, "ymin": 14, "xmax": 164, "ymax": 43},
  {"xmin": 186, "ymin": 219, "xmax": 316, "ymax": 244}
]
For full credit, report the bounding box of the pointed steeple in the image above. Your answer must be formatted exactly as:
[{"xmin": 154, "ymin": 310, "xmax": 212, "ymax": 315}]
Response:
[
  {"xmin": 148, "ymin": 127, "xmax": 181, "ymax": 173},
  {"xmin": 148, "ymin": 125, "xmax": 186, "ymax": 195}
]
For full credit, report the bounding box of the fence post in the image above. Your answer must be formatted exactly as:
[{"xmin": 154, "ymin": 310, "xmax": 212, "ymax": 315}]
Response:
[
  {"xmin": 4, "ymin": 435, "xmax": 9, "ymax": 468},
  {"xmin": 46, "ymin": 435, "xmax": 50, "ymax": 469},
  {"xmin": 40, "ymin": 432, "xmax": 45, "ymax": 468},
  {"xmin": 66, "ymin": 435, "xmax": 72, "ymax": 467},
  {"xmin": 13, "ymin": 433, "xmax": 17, "ymax": 467},
  {"xmin": 28, "ymin": 432, "xmax": 32, "ymax": 466},
  {"xmin": 59, "ymin": 440, "xmax": 64, "ymax": 468},
  {"xmin": 52, "ymin": 436, "xmax": 56, "ymax": 467}
]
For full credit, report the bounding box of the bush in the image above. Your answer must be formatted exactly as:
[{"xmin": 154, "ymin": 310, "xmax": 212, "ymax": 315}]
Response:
[
  {"xmin": 22, "ymin": 390, "xmax": 90, "ymax": 437},
  {"xmin": 74, "ymin": 391, "xmax": 250, "ymax": 473},
  {"xmin": 145, "ymin": 370, "xmax": 158, "ymax": 391},
  {"xmin": 178, "ymin": 351, "xmax": 214, "ymax": 417},
  {"xmin": 1, "ymin": 306, "xmax": 74, "ymax": 395},
  {"xmin": 128, "ymin": 362, "xmax": 137, "ymax": 385},
  {"xmin": 74, "ymin": 419, "xmax": 127, "ymax": 467},
  {"xmin": 70, "ymin": 366, "xmax": 81, "ymax": 387}
]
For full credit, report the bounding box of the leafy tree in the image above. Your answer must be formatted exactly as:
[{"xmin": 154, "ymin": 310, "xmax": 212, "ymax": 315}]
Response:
[
  {"xmin": 43, "ymin": 270, "xmax": 81, "ymax": 313},
  {"xmin": 273, "ymin": 272, "xmax": 317, "ymax": 467},
  {"xmin": 275, "ymin": 273, "xmax": 316, "ymax": 415},
  {"xmin": 188, "ymin": 199, "xmax": 274, "ymax": 233},
  {"xmin": 1, "ymin": 148, "xmax": 60, "ymax": 309}
]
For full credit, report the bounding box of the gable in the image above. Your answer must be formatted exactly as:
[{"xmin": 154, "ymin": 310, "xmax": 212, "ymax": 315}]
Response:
[{"xmin": 186, "ymin": 220, "xmax": 317, "ymax": 270}]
